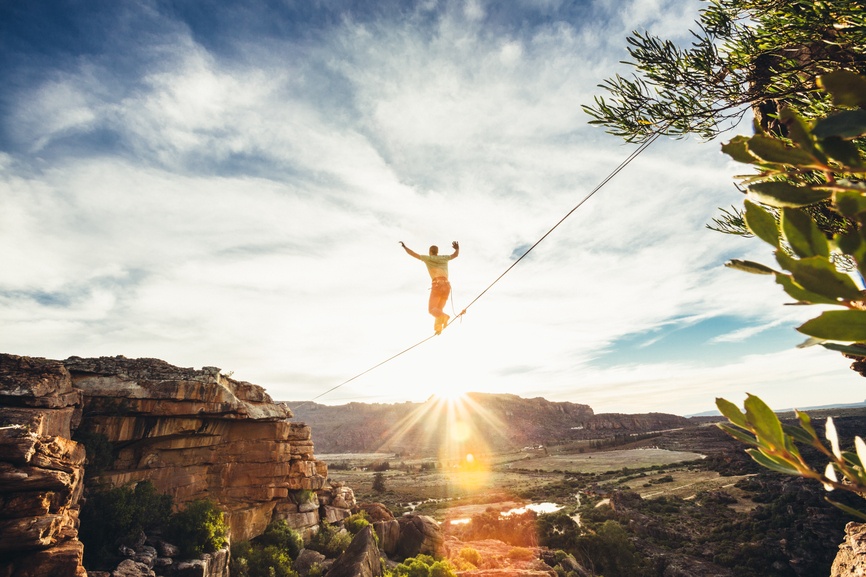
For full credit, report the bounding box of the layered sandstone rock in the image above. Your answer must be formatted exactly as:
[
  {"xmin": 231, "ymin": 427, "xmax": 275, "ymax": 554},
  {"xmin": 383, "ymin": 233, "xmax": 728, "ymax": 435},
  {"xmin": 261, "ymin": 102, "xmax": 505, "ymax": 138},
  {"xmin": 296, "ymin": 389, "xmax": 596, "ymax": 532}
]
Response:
[
  {"xmin": 831, "ymin": 522, "xmax": 866, "ymax": 577},
  {"xmin": 396, "ymin": 514, "xmax": 445, "ymax": 560},
  {"xmin": 325, "ymin": 525, "xmax": 381, "ymax": 577},
  {"xmin": 64, "ymin": 356, "xmax": 329, "ymax": 542},
  {"xmin": 0, "ymin": 354, "xmax": 87, "ymax": 577}
]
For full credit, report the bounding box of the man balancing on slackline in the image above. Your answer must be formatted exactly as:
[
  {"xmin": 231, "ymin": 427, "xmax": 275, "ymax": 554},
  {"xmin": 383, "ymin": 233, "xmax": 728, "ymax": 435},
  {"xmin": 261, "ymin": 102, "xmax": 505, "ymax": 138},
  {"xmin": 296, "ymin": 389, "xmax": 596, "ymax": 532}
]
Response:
[{"xmin": 399, "ymin": 240, "xmax": 459, "ymax": 334}]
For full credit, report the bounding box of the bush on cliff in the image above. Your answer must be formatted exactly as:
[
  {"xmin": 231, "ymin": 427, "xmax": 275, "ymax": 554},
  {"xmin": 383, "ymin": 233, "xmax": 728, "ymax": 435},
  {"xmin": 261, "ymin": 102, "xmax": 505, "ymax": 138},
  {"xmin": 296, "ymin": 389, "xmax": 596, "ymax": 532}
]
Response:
[
  {"xmin": 230, "ymin": 541, "xmax": 298, "ymax": 577},
  {"xmin": 256, "ymin": 519, "xmax": 303, "ymax": 559},
  {"xmin": 230, "ymin": 519, "xmax": 303, "ymax": 577},
  {"xmin": 79, "ymin": 480, "xmax": 173, "ymax": 569},
  {"xmin": 168, "ymin": 498, "xmax": 229, "ymax": 558},
  {"xmin": 343, "ymin": 510, "xmax": 371, "ymax": 534},
  {"xmin": 307, "ymin": 521, "xmax": 353, "ymax": 558},
  {"xmin": 384, "ymin": 554, "xmax": 457, "ymax": 577}
]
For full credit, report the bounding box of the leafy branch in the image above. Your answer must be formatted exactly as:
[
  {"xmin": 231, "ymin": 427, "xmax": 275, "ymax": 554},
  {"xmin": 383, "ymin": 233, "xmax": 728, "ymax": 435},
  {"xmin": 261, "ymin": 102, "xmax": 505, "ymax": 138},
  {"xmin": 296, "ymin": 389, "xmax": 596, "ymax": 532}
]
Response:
[{"xmin": 717, "ymin": 395, "xmax": 866, "ymax": 518}]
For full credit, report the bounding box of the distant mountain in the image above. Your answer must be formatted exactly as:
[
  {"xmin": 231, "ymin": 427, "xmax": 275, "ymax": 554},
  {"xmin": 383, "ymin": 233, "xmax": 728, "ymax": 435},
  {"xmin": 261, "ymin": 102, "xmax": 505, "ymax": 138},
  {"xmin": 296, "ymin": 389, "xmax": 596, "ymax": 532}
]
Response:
[
  {"xmin": 284, "ymin": 392, "xmax": 693, "ymax": 455},
  {"xmin": 687, "ymin": 400, "xmax": 866, "ymax": 418}
]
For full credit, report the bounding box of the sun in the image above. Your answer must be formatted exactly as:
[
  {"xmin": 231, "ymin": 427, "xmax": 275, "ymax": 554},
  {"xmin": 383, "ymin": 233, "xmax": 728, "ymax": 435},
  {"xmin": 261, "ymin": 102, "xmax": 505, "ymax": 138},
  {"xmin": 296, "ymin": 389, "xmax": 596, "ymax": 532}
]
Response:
[{"xmin": 433, "ymin": 387, "xmax": 467, "ymax": 403}]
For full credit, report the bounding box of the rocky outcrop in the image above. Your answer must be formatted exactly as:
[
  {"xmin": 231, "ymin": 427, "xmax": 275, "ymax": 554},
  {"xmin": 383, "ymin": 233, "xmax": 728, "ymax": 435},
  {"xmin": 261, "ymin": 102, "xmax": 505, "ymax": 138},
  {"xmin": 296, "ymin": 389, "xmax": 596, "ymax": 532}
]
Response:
[
  {"xmin": 65, "ymin": 355, "xmax": 329, "ymax": 542},
  {"xmin": 293, "ymin": 548, "xmax": 327, "ymax": 576},
  {"xmin": 396, "ymin": 514, "xmax": 444, "ymax": 560},
  {"xmin": 581, "ymin": 412, "xmax": 691, "ymax": 434},
  {"xmin": 354, "ymin": 502, "xmax": 399, "ymax": 556},
  {"xmin": 832, "ymin": 522, "xmax": 866, "ymax": 577},
  {"xmin": 0, "ymin": 354, "xmax": 87, "ymax": 577},
  {"xmin": 325, "ymin": 525, "xmax": 382, "ymax": 577}
]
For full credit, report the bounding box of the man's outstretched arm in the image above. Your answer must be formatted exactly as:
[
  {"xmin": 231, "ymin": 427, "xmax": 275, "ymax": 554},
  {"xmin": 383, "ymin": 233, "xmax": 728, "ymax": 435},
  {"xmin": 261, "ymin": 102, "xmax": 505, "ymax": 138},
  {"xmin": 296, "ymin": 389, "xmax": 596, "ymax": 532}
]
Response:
[
  {"xmin": 399, "ymin": 241, "xmax": 421, "ymax": 259},
  {"xmin": 450, "ymin": 241, "xmax": 459, "ymax": 259}
]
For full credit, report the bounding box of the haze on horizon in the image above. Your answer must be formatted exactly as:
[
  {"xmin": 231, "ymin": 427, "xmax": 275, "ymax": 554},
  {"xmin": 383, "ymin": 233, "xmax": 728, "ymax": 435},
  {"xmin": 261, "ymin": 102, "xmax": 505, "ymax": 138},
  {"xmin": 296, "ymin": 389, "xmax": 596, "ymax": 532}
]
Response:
[{"xmin": 2, "ymin": 0, "xmax": 864, "ymax": 417}]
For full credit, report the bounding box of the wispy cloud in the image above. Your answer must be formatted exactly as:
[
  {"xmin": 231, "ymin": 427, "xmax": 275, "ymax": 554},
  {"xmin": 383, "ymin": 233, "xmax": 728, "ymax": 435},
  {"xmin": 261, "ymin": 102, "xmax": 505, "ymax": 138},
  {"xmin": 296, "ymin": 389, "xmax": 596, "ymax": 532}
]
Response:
[{"xmin": 1, "ymin": 0, "xmax": 860, "ymax": 415}]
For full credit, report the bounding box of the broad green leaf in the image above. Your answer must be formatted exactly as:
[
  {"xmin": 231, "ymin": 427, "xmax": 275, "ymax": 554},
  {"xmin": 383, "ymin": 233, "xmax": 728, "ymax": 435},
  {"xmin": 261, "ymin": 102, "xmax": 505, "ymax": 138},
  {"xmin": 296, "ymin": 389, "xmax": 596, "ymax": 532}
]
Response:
[
  {"xmin": 819, "ymin": 136, "xmax": 865, "ymax": 169},
  {"xmin": 718, "ymin": 423, "xmax": 759, "ymax": 447},
  {"xmin": 743, "ymin": 199, "xmax": 780, "ymax": 247},
  {"xmin": 782, "ymin": 432, "xmax": 803, "ymax": 460},
  {"xmin": 782, "ymin": 423, "xmax": 815, "ymax": 445},
  {"xmin": 746, "ymin": 448, "xmax": 800, "ymax": 475},
  {"xmin": 774, "ymin": 272, "xmax": 841, "ymax": 305},
  {"xmin": 825, "ymin": 497, "xmax": 866, "ymax": 522},
  {"xmin": 721, "ymin": 135, "xmax": 756, "ymax": 164},
  {"xmin": 748, "ymin": 182, "xmax": 831, "ymax": 208},
  {"xmin": 813, "ymin": 110, "xmax": 866, "ymax": 140},
  {"xmin": 798, "ymin": 310, "xmax": 866, "ymax": 341},
  {"xmin": 819, "ymin": 71, "xmax": 866, "ymax": 108},
  {"xmin": 795, "ymin": 410, "xmax": 818, "ymax": 440},
  {"xmin": 776, "ymin": 253, "xmax": 863, "ymax": 301},
  {"xmin": 833, "ymin": 191, "xmax": 866, "ymax": 218},
  {"xmin": 746, "ymin": 135, "xmax": 821, "ymax": 166},
  {"xmin": 821, "ymin": 342, "xmax": 866, "ymax": 357},
  {"xmin": 725, "ymin": 259, "xmax": 775, "ymax": 275},
  {"xmin": 780, "ymin": 208, "xmax": 829, "ymax": 258},
  {"xmin": 716, "ymin": 397, "xmax": 749, "ymax": 428},
  {"xmin": 744, "ymin": 394, "xmax": 785, "ymax": 447},
  {"xmin": 779, "ymin": 108, "xmax": 825, "ymax": 163}
]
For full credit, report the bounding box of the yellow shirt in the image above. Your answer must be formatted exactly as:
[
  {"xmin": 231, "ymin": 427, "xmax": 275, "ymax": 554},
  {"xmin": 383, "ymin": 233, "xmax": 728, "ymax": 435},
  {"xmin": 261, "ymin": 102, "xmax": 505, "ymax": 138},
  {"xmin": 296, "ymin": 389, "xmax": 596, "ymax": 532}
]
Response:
[{"xmin": 418, "ymin": 255, "xmax": 452, "ymax": 280}]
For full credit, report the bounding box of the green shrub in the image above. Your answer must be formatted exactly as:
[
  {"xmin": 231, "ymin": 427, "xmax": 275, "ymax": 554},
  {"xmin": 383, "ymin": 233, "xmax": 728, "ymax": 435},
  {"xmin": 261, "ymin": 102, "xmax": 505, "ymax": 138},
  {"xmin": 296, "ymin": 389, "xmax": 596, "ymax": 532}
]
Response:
[
  {"xmin": 508, "ymin": 546, "xmax": 535, "ymax": 560},
  {"xmin": 343, "ymin": 510, "xmax": 371, "ymax": 534},
  {"xmin": 307, "ymin": 522, "xmax": 352, "ymax": 558},
  {"xmin": 230, "ymin": 521, "xmax": 304, "ymax": 577},
  {"xmin": 256, "ymin": 519, "xmax": 303, "ymax": 559},
  {"xmin": 573, "ymin": 520, "xmax": 646, "ymax": 577},
  {"xmin": 79, "ymin": 481, "xmax": 173, "ymax": 569},
  {"xmin": 168, "ymin": 499, "xmax": 229, "ymax": 558},
  {"xmin": 458, "ymin": 546, "xmax": 481, "ymax": 567},
  {"xmin": 246, "ymin": 545, "xmax": 297, "ymax": 577},
  {"xmin": 387, "ymin": 554, "xmax": 457, "ymax": 577},
  {"xmin": 372, "ymin": 472, "xmax": 387, "ymax": 493}
]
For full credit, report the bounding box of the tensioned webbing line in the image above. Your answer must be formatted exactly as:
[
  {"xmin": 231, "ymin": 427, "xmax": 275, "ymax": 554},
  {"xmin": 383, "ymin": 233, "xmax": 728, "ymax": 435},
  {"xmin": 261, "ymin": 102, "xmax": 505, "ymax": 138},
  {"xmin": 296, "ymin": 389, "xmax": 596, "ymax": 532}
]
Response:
[{"xmin": 301, "ymin": 130, "xmax": 664, "ymax": 405}]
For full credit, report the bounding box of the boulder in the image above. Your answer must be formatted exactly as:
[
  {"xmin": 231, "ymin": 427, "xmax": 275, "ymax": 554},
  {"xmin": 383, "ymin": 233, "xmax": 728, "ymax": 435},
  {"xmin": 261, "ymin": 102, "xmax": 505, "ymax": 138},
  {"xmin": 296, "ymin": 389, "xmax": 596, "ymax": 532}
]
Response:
[
  {"xmin": 373, "ymin": 519, "xmax": 400, "ymax": 556},
  {"xmin": 111, "ymin": 558, "xmax": 155, "ymax": 577},
  {"xmin": 293, "ymin": 548, "xmax": 327, "ymax": 575},
  {"xmin": 325, "ymin": 525, "xmax": 382, "ymax": 577},
  {"xmin": 396, "ymin": 514, "xmax": 444, "ymax": 560},
  {"xmin": 832, "ymin": 522, "xmax": 866, "ymax": 577},
  {"xmin": 355, "ymin": 502, "xmax": 395, "ymax": 522}
]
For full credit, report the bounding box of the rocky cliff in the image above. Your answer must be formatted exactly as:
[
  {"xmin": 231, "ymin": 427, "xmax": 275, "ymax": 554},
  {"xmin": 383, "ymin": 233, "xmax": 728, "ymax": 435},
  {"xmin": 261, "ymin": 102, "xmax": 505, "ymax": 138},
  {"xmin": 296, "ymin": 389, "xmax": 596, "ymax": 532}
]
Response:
[
  {"xmin": 287, "ymin": 393, "xmax": 692, "ymax": 454},
  {"xmin": 64, "ymin": 355, "xmax": 332, "ymax": 542},
  {"xmin": 0, "ymin": 354, "xmax": 87, "ymax": 577},
  {"xmin": 0, "ymin": 353, "xmax": 354, "ymax": 577}
]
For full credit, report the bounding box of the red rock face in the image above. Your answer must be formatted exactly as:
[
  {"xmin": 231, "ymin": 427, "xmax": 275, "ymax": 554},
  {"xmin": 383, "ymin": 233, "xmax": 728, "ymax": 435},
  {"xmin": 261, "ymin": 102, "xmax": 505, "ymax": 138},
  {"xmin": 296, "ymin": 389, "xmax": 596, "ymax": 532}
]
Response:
[
  {"xmin": 63, "ymin": 355, "xmax": 330, "ymax": 542},
  {"xmin": 0, "ymin": 354, "xmax": 87, "ymax": 577},
  {"xmin": 0, "ymin": 353, "xmax": 350, "ymax": 577}
]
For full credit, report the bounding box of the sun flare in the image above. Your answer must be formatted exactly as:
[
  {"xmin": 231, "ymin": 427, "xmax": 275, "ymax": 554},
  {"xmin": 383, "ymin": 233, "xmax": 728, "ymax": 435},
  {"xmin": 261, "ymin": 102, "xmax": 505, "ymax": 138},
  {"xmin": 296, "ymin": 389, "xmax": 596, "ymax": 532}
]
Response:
[{"xmin": 432, "ymin": 388, "xmax": 467, "ymax": 403}]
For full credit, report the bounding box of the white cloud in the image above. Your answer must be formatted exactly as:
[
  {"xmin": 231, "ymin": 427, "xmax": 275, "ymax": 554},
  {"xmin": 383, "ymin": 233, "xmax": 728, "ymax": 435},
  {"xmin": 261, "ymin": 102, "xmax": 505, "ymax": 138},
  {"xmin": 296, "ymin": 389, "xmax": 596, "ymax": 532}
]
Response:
[{"xmin": 1, "ymin": 0, "xmax": 858, "ymax": 417}]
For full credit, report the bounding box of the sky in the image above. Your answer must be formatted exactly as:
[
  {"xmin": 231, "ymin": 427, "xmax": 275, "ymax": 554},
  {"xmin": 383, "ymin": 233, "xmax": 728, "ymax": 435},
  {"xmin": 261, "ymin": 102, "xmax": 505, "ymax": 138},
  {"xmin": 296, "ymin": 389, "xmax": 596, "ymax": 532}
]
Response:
[{"xmin": 2, "ymin": 0, "xmax": 864, "ymax": 417}]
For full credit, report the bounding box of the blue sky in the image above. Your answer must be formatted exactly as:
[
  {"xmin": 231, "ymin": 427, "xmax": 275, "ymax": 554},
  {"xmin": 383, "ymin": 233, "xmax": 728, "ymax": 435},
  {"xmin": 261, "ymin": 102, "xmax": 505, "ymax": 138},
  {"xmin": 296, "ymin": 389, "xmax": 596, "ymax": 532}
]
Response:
[{"xmin": 2, "ymin": 0, "xmax": 864, "ymax": 416}]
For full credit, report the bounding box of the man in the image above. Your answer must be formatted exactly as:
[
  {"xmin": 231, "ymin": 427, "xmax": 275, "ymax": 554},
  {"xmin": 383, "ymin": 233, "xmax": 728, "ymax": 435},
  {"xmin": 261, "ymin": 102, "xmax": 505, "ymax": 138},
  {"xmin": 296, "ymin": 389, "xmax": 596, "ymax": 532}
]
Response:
[{"xmin": 399, "ymin": 240, "xmax": 459, "ymax": 334}]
